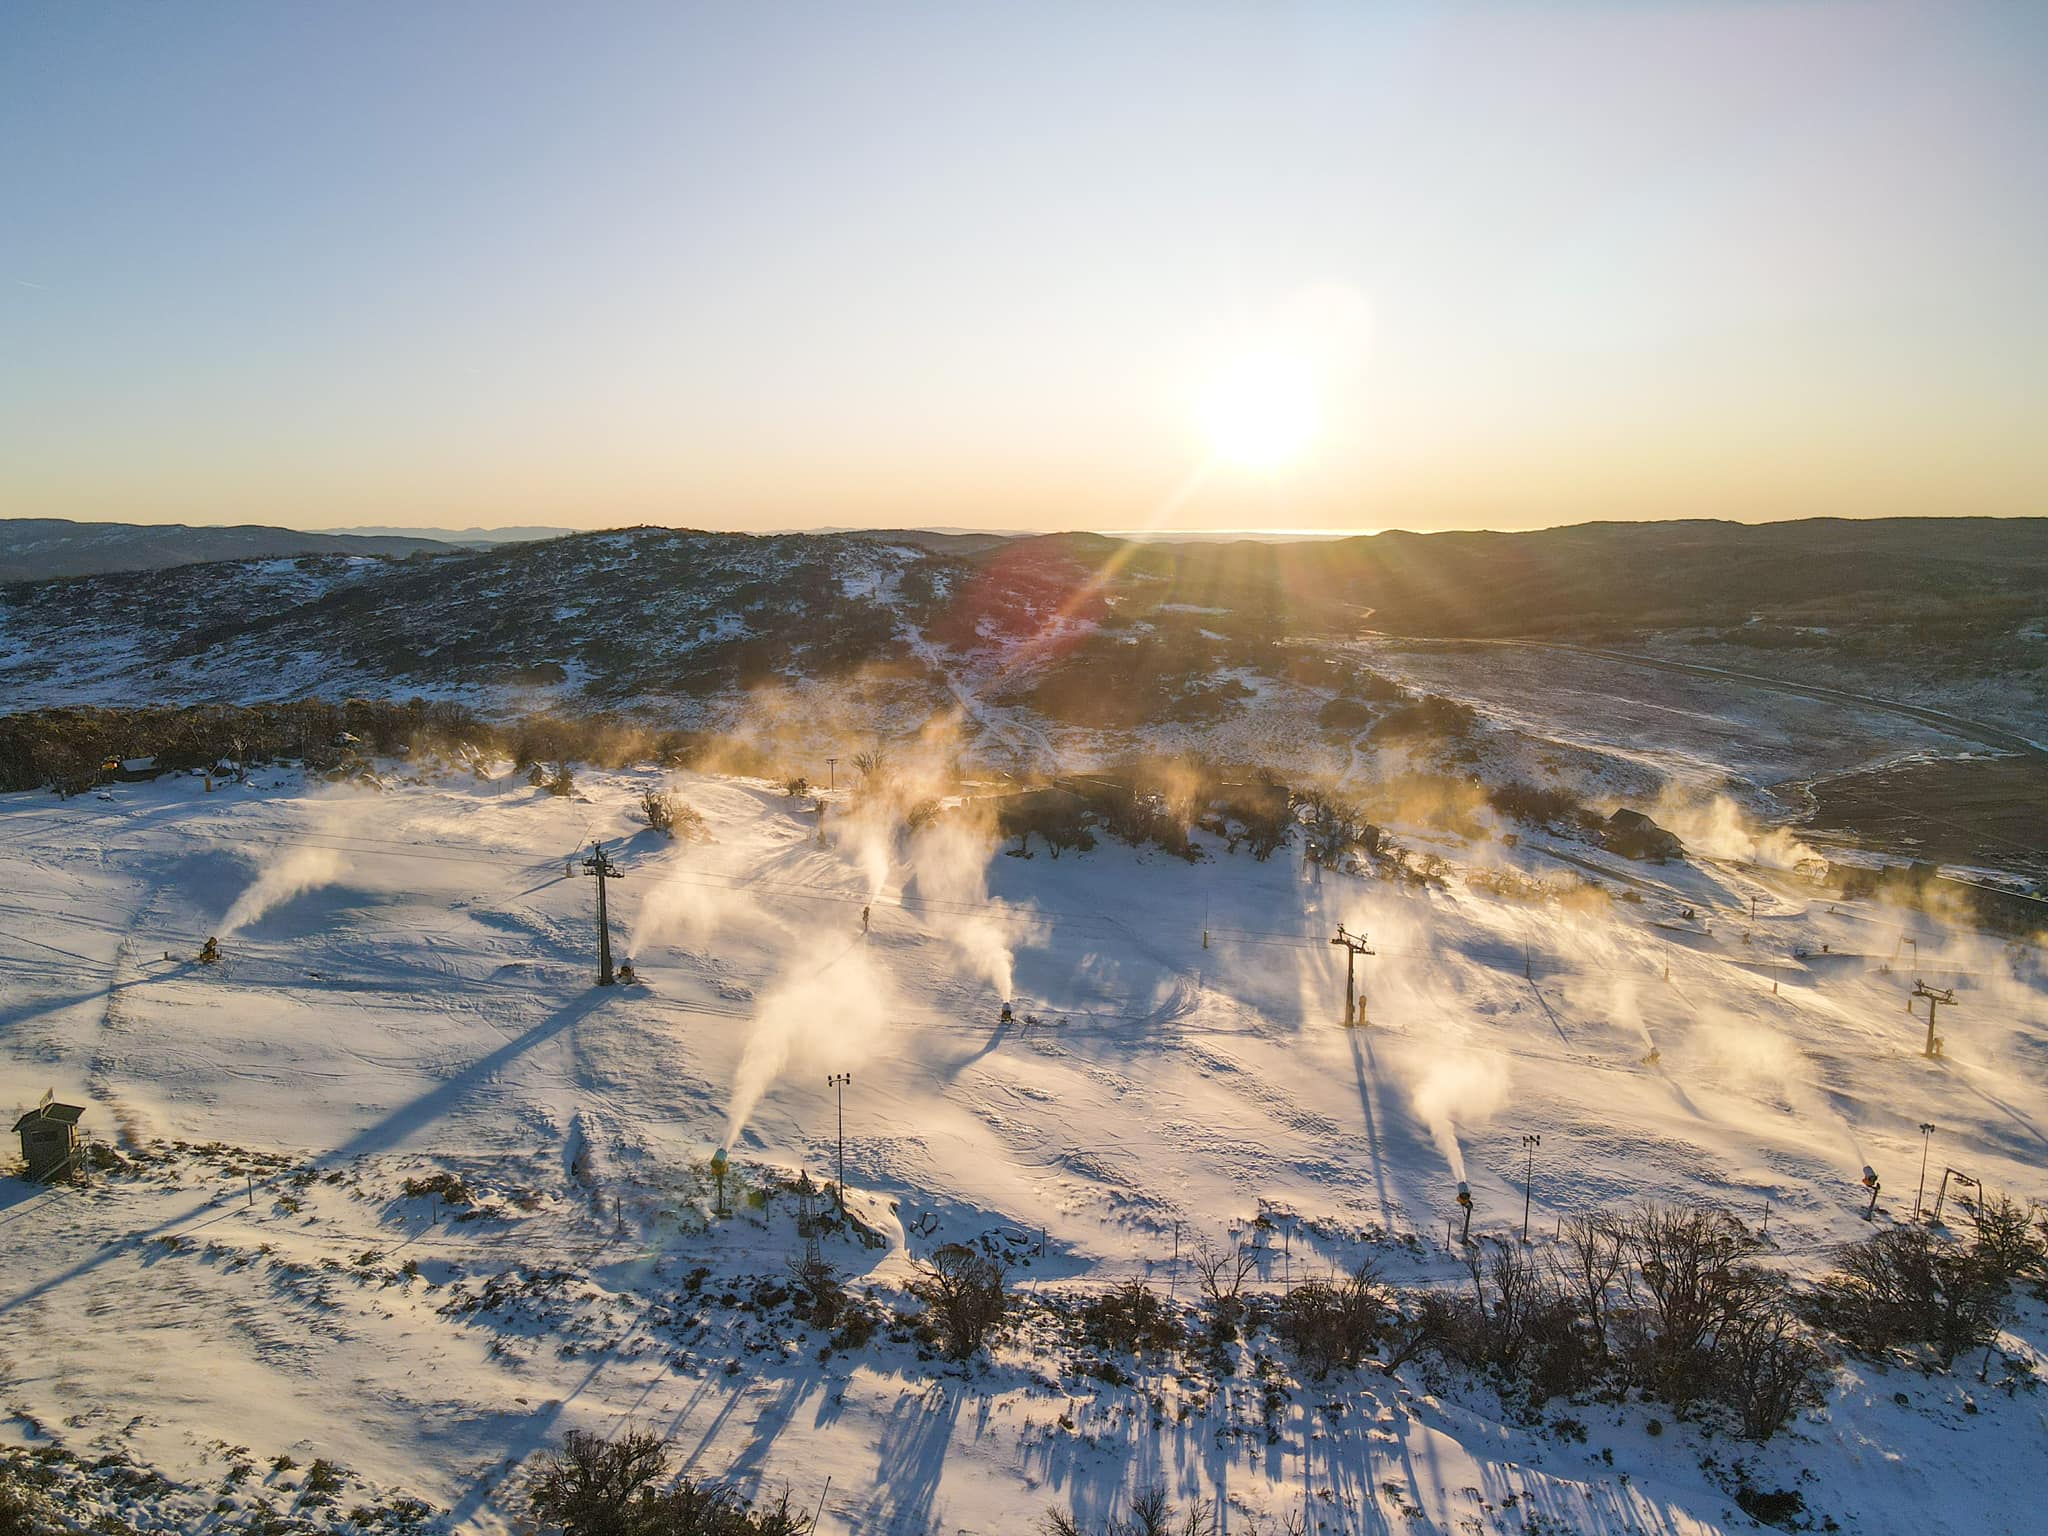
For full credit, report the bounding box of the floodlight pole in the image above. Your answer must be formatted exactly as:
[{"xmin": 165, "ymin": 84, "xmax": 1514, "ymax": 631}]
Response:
[
  {"xmin": 828, "ymin": 1072, "xmax": 851, "ymax": 1212},
  {"xmin": 826, "ymin": 756, "xmax": 839, "ymax": 791},
  {"xmin": 581, "ymin": 841, "xmax": 623, "ymax": 986},
  {"xmin": 1915, "ymin": 1123, "xmax": 1936, "ymax": 1217},
  {"xmin": 1520, "ymin": 1134, "xmax": 1542, "ymax": 1244}
]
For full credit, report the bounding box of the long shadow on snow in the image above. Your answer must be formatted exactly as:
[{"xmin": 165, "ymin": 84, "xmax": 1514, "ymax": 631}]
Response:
[
  {"xmin": 854, "ymin": 1379, "xmax": 965, "ymax": 1535},
  {"xmin": 0, "ymin": 987, "xmax": 616, "ymax": 1318},
  {"xmin": 1020, "ymin": 1358, "xmax": 1187, "ymax": 1530},
  {"xmin": 321, "ymin": 986, "xmax": 615, "ymax": 1164}
]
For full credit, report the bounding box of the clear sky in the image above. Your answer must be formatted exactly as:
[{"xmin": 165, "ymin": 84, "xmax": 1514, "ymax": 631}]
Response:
[{"xmin": 2, "ymin": 1, "xmax": 2043, "ymax": 534}]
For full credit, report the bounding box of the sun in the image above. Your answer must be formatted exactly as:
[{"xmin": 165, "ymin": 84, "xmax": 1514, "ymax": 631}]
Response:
[{"xmin": 1201, "ymin": 349, "xmax": 1320, "ymax": 471}]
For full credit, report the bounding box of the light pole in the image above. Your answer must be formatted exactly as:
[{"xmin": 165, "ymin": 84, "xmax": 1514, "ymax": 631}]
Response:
[
  {"xmin": 828, "ymin": 1072, "xmax": 851, "ymax": 1212},
  {"xmin": 1520, "ymin": 1134, "xmax": 1542, "ymax": 1244},
  {"xmin": 1915, "ymin": 1123, "xmax": 1936, "ymax": 1217}
]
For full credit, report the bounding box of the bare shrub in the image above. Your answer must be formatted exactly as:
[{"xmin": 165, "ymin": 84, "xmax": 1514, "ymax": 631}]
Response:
[
  {"xmin": 1716, "ymin": 1308, "xmax": 1828, "ymax": 1442},
  {"xmin": 1274, "ymin": 1262, "xmax": 1390, "ymax": 1380},
  {"xmin": 1190, "ymin": 1237, "xmax": 1258, "ymax": 1333},
  {"xmin": 1387, "ymin": 1203, "xmax": 1822, "ymax": 1440},
  {"xmin": 1041, "ymin": 1486, "xmax": 1250, "ymax": 1536},
  {"xmin": 1970, "ymin": 1194, "xmax": 2046, "ymax": 1286},
  {"xmin": 850, "ymin": 748, "xmax": 889, "ymax": 789},
  {"xmin": 527, "ymin": 1429, "xmax": 812, "ymax": 1535},
  {"xmin": 1292, "ymin": 787, "xmax": 1380, "ymax": 867},
  {"xmin": 1616, "ymin": 1204, "xmax": 1772, "ymax": 1410},
  {"xmin": 1079, "ymin": 1279, "xmax": 1181, "ymax": 1357},
  {"xmin": 1552, "ymin": 1212, "xmax": 1627, "ymax": 1352},
  {"xmin": 911, "ymin": 1243, "xmax": 1008, "ymax": 1360},
  {"xmin": 642, "ymin": 790, "xmax": 708, "ymax": 842},
  {"xmin": 787, "ymin": 1252, "xmax": 844, "ymax": 1329},
  {"xmin": 1811, "ymin": 1226, "xmax": 2007, "ymax": 1367},
  {"xmin": 1486, "ymin": 779, "xmax": 1588, "ymax": 829}
]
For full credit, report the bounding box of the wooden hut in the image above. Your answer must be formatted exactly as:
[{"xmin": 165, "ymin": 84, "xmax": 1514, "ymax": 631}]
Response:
[{"xmin": 13, "ymin": 1094, "xmax": 84, "ymax": 1182}]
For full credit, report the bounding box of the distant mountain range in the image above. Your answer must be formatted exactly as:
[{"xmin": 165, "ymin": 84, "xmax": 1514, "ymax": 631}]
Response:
[
  {"xmin": 323, "ymin": 524, "xmax": 579, "ymax": 545},
  {"xmin": 0, "ymin": 518, "xmax": 469, "ymax": 582},
  {"xmin": 1, "ymin": 517, "xmax": 2042, "ymax": 718}
]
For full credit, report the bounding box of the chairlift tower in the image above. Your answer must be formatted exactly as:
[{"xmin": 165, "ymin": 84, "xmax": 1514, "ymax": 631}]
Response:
[
  {"xmin": 1911, "ymin": 980, "xmax": 1955, "ymax": 1057},
  {"xmin": 1331, "ymin": 923, "xmax": 1375, "ymax": 1026},
  {"xmin": 582, "ymin": 841, "xmax": 623, "ymax": 986}
]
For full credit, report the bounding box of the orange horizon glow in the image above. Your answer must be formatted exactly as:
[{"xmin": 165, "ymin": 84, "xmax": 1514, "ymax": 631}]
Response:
[{"xmin": 2, "ymin": 4, "xmax": 2043, "ymax": 536}]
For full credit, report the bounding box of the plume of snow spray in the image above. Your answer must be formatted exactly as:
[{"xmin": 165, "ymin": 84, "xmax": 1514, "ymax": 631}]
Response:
[
  {"xmin": 1652, "ymin": 791, "xmax": 1820, "ymax": 871},
  {"xmin": 840, "ymin": 810, "xmax": 893, "ymax": 906},
  {"xmin": 907, "ymin": 813, "xmax": 1018, "ymax": 999},
  {"xmin": 629, "ymin": 869, "xmax": 734, "ymax": 956},
  {"xmin": 722, "ymin": 944, "xmax": 895, "ymax": 1149},
  {"xmin": 1408, "ymin": 1053, "xmax": 1511, "ymax": 1183},
  {"xmin": 1689, "ymin": 1008, "xmax": 1862, "ymax": 1163},
  {"xmin": 220, "ymin": 846, "xmax": 348, "ymax": 936}
]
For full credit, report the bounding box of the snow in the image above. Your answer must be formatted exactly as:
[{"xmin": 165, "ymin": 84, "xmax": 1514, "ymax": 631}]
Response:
[{"xmin": 2, "ymin": 764, "xmax": 2045, "ymax": 1534}]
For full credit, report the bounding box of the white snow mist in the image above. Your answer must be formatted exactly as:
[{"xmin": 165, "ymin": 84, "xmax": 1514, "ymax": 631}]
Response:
[
  {"xmin": 1408, "ymin": 1052, "xmax": 1511, "ymax": 1183},
  {"xmin": 722, "ymin": 944, "xmax": 895, "ymax": 1150},
  {"xmin": 220, "ymin": 846, "xmax": 348, "ymax": 936}
]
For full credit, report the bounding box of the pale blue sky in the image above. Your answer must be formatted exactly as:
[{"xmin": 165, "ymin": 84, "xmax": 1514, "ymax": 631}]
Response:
[{"xmin": 2, "ymin": 1, "xmax": 2043, "ymax": 531}]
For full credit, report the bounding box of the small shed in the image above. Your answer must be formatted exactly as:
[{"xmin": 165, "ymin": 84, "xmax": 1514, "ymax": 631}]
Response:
[
  {"xmin": 1602, "ymin": 807, "xmax": 1684, "ymax": 862},
  {"xmin": 13, "ymin": 1095, "xmax": 84, "ymax": 1182},
  {"xmin": 115, "ymin": 756, "xmax": 159, "ymax": 783}
]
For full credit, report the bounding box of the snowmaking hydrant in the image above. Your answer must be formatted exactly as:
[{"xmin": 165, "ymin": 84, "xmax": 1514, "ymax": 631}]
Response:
[{"xmin": 1456, "ymin": 1180, "xmax": 1474, "ymax": 1243}]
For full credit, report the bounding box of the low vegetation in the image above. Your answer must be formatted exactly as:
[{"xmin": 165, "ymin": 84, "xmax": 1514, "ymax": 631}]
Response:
[
  {"xmin": 641, "ymin": 789, "xmax": 708, "ymax": 841},
  {"xmin": 1040, "ymin": 1487, "xmax": 1305, "ymax": 1536},
  {"xmin": 1808, "ymin": 1197, "xmax": 2046, "ymax": 1368},
  {"xmin": 909, "ymin": 1242, "xmax": 1009, "ymax": 1361},
  {"xmin": 1390, "ymin": 1205, "xmax": 1828, "ymax": 1442},
  {"xmin": 527, "ymin": 1430, "xmax": 811, "ymax": 1535}
]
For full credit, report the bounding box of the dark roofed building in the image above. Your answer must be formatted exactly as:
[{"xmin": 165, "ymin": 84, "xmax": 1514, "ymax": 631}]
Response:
[
  {"xmin": 1602, "ymin": 807, "xmax": 1684, "ymax": 862},
  {"xmin": 13, "ymin": 1096, "xmax": 84, "ymax": 1182}
]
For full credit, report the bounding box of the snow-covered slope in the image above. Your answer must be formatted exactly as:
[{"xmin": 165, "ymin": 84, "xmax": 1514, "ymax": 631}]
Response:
[{"xmin": 3, "ymin": 764, "xmax": 2043, "ymax": 1533}]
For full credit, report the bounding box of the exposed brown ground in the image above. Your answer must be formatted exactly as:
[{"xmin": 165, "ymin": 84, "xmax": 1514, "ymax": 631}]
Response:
[{"xmin": 1805, "ymin": 754, "xmax": 2048, "ymax": 877}]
